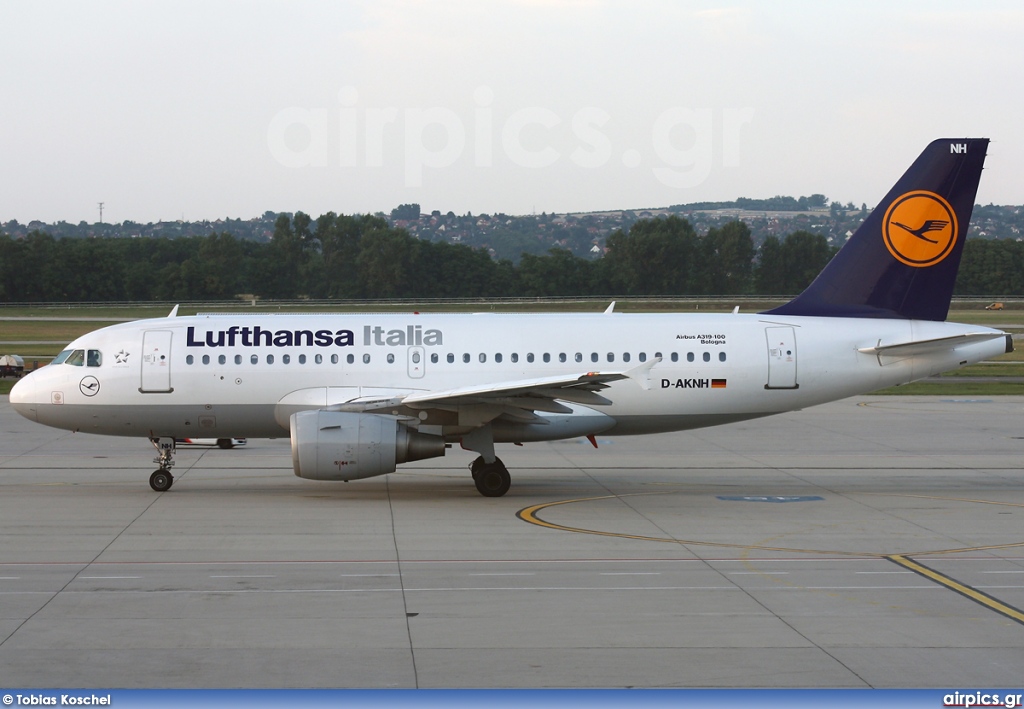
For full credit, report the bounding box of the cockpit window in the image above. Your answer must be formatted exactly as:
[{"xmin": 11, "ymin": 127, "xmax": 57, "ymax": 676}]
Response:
[
  {"xmin": 52, "ymin": 350, "xmax": 73, "ymax": 365},
  {"xmin": 65, "ymin": 350, "xmax": 85, "ymax": 366},
  {"xmin": 87, "ymin": 350, "xmax": 102, "ymax": 367}
]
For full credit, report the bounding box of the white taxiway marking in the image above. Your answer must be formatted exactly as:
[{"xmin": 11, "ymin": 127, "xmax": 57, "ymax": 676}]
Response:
[
  {"xmin": 600, "ymin": 572, "xmax": 662, "ymax": 576},
  {"xmin": 469, "ymin": 573, "xmax": 537, "ymax": 576}
]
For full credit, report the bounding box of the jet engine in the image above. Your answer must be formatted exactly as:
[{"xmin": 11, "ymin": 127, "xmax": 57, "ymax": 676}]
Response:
[{"xmin": 290, "ymin": 410, "xmax": 445, "ymax": 481}]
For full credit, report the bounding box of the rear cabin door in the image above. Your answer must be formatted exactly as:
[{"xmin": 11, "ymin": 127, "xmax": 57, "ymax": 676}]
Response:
[
  {"xmin": 765, "ymin": 326, "xmax": 798, "ymax": 389},
  {"xmin": 140, "ymin": 330, "xmax": 174, "ymax": 392}
]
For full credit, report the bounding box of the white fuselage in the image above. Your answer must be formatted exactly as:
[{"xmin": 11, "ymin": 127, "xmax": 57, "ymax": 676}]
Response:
[{"xmin": 9, "ymin": 311, "xmax": 1008, "ymax": 442}]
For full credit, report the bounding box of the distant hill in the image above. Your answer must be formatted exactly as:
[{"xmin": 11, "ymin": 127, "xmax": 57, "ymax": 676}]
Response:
[{"xmin": 3, "ymin": 200, "xmax": 1021, "ymax": 263}]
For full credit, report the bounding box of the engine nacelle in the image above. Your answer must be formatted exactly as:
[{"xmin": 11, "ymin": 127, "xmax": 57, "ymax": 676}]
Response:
[{"xmin": 290, "ymin": 410, "xmax": 445, "ymax": 481}]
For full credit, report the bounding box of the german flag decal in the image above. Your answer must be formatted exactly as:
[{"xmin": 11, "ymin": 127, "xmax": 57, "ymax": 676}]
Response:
[{"xmin": 712, "ymin": 379, "xmax": 727, "ymax": 389}]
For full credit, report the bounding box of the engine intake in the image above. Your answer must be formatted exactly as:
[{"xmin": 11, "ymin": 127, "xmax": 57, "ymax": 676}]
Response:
[{"xmin": 290, "ymin": 410, "xmax": 445, "ymax": 481}]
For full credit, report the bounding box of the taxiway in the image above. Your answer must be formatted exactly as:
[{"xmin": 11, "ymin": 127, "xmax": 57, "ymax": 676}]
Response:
[{"xmin": 1, "ymin": 395, "xmax": 1023, "ymax": 688}]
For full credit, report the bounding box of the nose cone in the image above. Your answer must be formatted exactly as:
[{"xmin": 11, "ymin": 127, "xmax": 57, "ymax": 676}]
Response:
[{"xmin": 10, "ymin": 373, "xmax": 39, "ymax": 421}]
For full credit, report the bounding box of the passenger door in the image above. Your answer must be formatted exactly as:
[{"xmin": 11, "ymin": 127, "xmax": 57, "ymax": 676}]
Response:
[
  {"xmin": 140, "ymin": 330, "xmax": 174, "ymax": 393},
  {"xmin": 765, "ymin": 326, "xmax": 798, "ymax": 389}
]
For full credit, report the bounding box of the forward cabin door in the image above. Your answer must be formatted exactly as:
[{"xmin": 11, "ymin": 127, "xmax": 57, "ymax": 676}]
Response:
[
  {"xmin": 140, "ymin": 330, "xmax": 174, "ymax": 393},
  {"xmin": 765, "ymin": 326, "xmax": 798, "ymax": 389}
]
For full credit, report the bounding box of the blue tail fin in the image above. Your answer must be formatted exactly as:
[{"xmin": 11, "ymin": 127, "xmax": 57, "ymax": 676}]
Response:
[{"xmin": 764, "ymin": 138, "xmax": 988, "ymax": 321}]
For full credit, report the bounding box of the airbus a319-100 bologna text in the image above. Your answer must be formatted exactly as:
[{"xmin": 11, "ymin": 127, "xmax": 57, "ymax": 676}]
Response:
[{"xmin": 10, "ymin": 139, "xmax": 1012, "ymax": 497}]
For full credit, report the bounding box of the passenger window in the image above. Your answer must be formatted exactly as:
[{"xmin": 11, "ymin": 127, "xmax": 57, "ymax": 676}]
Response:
[
  {"xmin": 591, "ymin": 353, "xmax": 598, "ymax": 363},
  {"xmin": 719, "ymin": 352, "xmax": 727, "ymax": 362},
  {"xmin": 671, "ymin": 352, "xmax": 679, "ymax": 362},
  {"xmin": 331, "ymin": 354, "xmax": 339, "ymax": 364},
  {"xmin": 447, "ymin": 353, "xmax": 455, "ymax": 364},
  {"xmin": 186, "ymin": 355, "xmax": 194, "ymax": 365},
  {"xmin": 623, "ymin": 352, "xmax": 631, "ymax": 363},
  {"xmin": 559, "ymin": 353, "xmax": 566, "ymax": 363},
  {"xmin": 703, "ymin": 352, "xmax": 710, "ymax": 362},
  {"xmin": 87, "ymin": 350, "xmax": 102, "ymax": 367},
  {"xmin": 527, "ymin": 353, "xmax": 535, "ymax": 363},
  {"xmin": 299, "ymin": 354, "xmax": 306, "ymax": 364},
  {"xmin": 607, "ymin": 353, "xmax": 614, "ymax": 362},
  {"xmin": 266, "ymin": 354, "xmax": 274, "ymax": 364},
  {"xmin": 234, "ymin": 355, "xmax": 242, "ymax": 365},
  {"xmin": 511, "ymin": 353, "xmax": 519, "ymax": 363},
  {"xmin": 655, "ymin": 352, "xmax": 663, "ymax": 359},
  {"xmin": 283, "ymin": 354, "xmax": 291, "ymax": 364},
  {"xmin": 315, "ymin": 354, "xmax": 322, "ymax": 364},
  {"xmin": 479, "ymin": 353, "xmax": 487, "ymax": 363},
  {"xmin": 66, "ymin": 350, "xmax": 85, "ymax": 366},
  {"xmin": 463, "ymin": 353, "xmax": 470, "ymax": 363},
  {"xmin": 639, "ymin": 352, "xmax": 647, "ymax": 362},
  {"xmin": 202, "ymin": 355, "xmax": 210, "ymax": 365},
  {"xmin": 495, "ymin": 353, "xmax": 502, "ymax": 363},
  {"xmin": 387, "ymin": 353, "xmax": 395, "ymax": 364},
  {"xmin": 412, "ymin": 352, "xmax": 420, "ymax": 364},
  {"xmin": 363, "ymin": 354, "xmax": 371, "ymax": 364},
  {"xmin": 431, "ymin": 353, "xmax": 438, "ymax": 364},
  {"xmin": 250, "ymin": 355, "xmax": 258, "ymax": 364},
  {"xmin": 543, "ymin": 353, "xmax": 551, "ymax": 363},
  {"xmin": 575, "ymin": 353, "xmax": 583, "ymax": 363},
  {"xmin": 346, "ymin": 354, "xmax": 354, "ymax": 364},
  {"xmin": 218, "ymin": 354, "xmax": 226, "ymax": 365},
  {"xmin": 687, "ymin": 352, "xmax": 694, "ymax": 362}
]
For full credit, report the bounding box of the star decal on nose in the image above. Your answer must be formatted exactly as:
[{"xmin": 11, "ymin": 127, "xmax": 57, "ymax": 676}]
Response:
[{"xmin": 115, "ymin": 350, "xmax": 130, "ymax": 364}]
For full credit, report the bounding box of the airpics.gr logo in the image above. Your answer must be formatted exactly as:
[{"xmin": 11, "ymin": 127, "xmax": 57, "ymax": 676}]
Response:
[{"xmin": 882, "ymin": 190, "xmax": 959, "ymax": 268}]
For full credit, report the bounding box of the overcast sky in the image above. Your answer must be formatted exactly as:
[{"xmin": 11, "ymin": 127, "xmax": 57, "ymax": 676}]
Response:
[{"xmin": 2, "ymin": 0, "xmax": 1022, "ymax": 224}]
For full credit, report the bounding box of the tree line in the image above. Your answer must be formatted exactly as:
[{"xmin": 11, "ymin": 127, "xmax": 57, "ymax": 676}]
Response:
[{"xmin": 0, "ymin": 212, "xmax": 1018, "ymax": 302}]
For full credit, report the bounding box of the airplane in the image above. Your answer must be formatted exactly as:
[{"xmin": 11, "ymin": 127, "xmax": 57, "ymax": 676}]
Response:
[{"xmin": 9, "ymin": 138, "xmax": 1011, "ymax": 497}]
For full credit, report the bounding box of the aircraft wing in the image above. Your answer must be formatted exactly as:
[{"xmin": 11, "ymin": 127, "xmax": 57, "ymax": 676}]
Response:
[
  {"xmin": 405, "ymin": 357, "xmax": 658, "ymax": 402},
  {"xmin": 326, "ymin": 358, "xmax": 660, "ymax": 424}
]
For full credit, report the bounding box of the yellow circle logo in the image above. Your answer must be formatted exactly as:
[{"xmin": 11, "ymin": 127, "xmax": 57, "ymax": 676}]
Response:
[{"xmin": 882, "ymin": 191, "xmax": 958, "ymax": 268}]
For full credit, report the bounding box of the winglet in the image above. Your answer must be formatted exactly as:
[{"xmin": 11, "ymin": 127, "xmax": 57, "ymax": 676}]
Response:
[
  {"xmin": 168, "ymin": 304, "xmax": 179, "ymax": 318},
  {"xmin": 604, "ymin": 301, "xmax": 616, "ymax": 315},
  {"xmin": 623, "ymin": 356, "xmax": 661, "ymax": 391}
]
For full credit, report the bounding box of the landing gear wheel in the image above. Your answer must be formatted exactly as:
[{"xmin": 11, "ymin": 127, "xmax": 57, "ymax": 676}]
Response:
[
  {"xmin": 473, "ymin": 458, "xmax": 511, "ymax": 497},
  {"xmin": 470, "ymin": 456, "xmax": 486, "ymax": 481},
  {"xmin": 149, "ymin": 469, "xmax": 174, "ymax": 492},
  {"xmin": 217, "ymin": 438, "xmax": 233, "ymax": 449}
]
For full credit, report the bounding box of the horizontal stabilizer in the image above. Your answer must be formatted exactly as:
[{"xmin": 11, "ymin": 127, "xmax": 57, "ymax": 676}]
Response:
[{"xmin": 858, "ymin": 332, "xmax": 1009, "ymax": 357}]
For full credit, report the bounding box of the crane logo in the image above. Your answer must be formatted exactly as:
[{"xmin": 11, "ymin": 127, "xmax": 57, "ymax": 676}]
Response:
[
  {"xmin": 882, "ymin": 190, "xmax": 958, "ymax": 267},
  {"xmin": 79, "ymin": 376, "xmax": 101, "ymax": 397}
]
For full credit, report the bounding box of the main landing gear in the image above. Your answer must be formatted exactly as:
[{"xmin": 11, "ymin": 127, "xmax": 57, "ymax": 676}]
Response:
[
  {"xmin": 471, "ymin": 456, "xmax": 511, "ymax": 497},
  {"xmin": 462, "ymin": 424, "xmax": 512, "ymax": 497},
  {"xmin": 149, "ymin": 437, "xmax": 176, "ymax": 492}
]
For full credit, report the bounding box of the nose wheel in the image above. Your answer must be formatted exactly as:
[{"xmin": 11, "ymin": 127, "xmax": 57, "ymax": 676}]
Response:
[{"xmin": 149, "ymin": 469, "xmax": 174, "ymax": 492}]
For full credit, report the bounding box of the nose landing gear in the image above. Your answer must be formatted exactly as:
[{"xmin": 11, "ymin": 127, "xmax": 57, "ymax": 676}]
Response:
[{"xmin": 148, "ymin": 437, "xmax": 176, "ymax": 492}]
